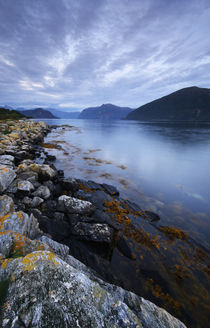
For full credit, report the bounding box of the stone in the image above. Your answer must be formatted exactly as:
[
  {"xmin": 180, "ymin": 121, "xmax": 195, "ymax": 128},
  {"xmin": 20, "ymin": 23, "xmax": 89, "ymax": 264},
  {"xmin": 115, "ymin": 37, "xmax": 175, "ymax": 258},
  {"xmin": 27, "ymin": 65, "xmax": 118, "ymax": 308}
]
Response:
[
  {"xmin": 0, "ymin": 195, "xmax": 14, "ymax": 217},
  {"xmin": 0, "ymin": 155, "xmax": 15, "ymax": 167},
  {"xmin": 31, "ymin": 196, "xmax": 44, "ymax": 207},
  {"xmin": 0, "ymin": 166, "xmax": 16, "ymax": 193},
  {"xmin": 32, "ymin": 185, "xmax": 51, "ymax": 200},
  {"xmin": 0, "ymin": 211, "xmax": 41, "ymax": 239},
  {"xmin": 0, "ymin": 250, "xmax": 187, "ymax": 328},
  {"xmin": 57, "ymin": 195, "xmax": 95, "ymax": 215},
  {"xmin": 22, "ymin": 196, "xmax": 32, "ymax": 207},
  {"xmin": 17, "ymin": 180, "xmax": 35, "ymax": 193},
  {"xmin": 71, "ymin": 222, "xmax": 114, "ymax": 243},
  {"xmin": 102, "ymin": 183, "xmax": 119, "ymax": 196},
  {"xmin": 117, "ymin": 233, "xmax": 135, "ymax": 259},
  {"xmin": 38, "ymin": 236, "xmax": 69, "ymax": 260}
]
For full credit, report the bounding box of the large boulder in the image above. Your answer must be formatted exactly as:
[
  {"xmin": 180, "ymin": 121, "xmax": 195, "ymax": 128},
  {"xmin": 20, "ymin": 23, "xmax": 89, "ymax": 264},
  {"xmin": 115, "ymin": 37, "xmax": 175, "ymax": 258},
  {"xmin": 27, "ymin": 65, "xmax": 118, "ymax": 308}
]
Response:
[
  {"xmin": 57, "ymin": 195, "xmax": 95, "ymax": 215},
  {"xmin": 0, "ymin": 166, "xmax": 16, "ymax": 193},
  {"xmin": 0, "ymin": 250, "xmax": 186, "ymax": 328}
]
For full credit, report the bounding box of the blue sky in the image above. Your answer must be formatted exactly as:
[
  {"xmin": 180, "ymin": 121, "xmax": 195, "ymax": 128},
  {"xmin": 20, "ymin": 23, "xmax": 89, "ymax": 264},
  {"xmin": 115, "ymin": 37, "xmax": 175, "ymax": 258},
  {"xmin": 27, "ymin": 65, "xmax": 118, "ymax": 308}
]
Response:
[{"xmin": 0, "ymin": 0, "xmax": 210, "ymax": 111}]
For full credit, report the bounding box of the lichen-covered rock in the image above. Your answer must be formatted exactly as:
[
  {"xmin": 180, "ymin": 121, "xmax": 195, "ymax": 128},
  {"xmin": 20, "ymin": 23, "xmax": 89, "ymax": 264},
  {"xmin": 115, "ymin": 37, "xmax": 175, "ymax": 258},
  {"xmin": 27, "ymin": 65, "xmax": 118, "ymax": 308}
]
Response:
[
  {"xmin": 0, "ymin": 195, "xmax": 14, "ymax": 217},
  {"xmin": 71, "ymin": 222, "xmax": 114, "ymax": 243},
  {"xmin": 0, "ymin": 250, "xmax": 186, "ymax": 328},
  {"xmin": 57, "ymin": 195, "xmax": 95, "ymax": 215},
  {"xmin": 0, "ymin": 211, "xmax": 41, "ymax": 239},
  {"xmin": 18, "ymin": 162, "xmax": 56, "ymax": 180},
  {"xmin": 38, "ymin": 236, "xmax": 69, "ymax": 260},
  {"xmin": 0, "ymin": 166, "xmax": 16, "ymax": 193}
]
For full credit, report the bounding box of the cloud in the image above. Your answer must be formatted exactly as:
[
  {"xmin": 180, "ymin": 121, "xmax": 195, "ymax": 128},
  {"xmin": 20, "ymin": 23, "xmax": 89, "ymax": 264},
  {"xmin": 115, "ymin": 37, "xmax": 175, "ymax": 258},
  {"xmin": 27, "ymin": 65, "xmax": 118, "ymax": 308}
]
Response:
[{"xmin": 0, "ymin": 0, "xmax": 209, "ymax": 110}]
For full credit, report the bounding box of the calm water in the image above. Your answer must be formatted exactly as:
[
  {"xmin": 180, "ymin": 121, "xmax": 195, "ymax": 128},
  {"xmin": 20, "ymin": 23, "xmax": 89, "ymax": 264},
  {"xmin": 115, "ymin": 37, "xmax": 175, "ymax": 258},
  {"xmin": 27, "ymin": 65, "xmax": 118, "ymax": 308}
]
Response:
[
  {"xmin": 43, "ymin": 118, "xmax": 210, "ymax": 250},
  {"xmin": 41, "ymin": 118, "xmax": 210, "ymax": 327}
]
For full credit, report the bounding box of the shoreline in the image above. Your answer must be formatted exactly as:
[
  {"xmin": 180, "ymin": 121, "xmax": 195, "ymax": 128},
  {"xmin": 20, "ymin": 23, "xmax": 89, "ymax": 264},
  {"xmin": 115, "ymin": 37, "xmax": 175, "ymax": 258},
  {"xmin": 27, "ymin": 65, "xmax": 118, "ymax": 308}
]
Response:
[{"xmin": 0, "ymin": 119, "xmax": 207, "ymax": 327}]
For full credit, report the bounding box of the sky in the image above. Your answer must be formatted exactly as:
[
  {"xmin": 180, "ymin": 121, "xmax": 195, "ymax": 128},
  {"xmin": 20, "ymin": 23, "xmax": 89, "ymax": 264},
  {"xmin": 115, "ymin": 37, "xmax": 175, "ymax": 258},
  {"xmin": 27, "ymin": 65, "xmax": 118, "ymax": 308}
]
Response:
[{"xmin": 0, "ymin": 0, "xmax": 210, "ymax": 111}]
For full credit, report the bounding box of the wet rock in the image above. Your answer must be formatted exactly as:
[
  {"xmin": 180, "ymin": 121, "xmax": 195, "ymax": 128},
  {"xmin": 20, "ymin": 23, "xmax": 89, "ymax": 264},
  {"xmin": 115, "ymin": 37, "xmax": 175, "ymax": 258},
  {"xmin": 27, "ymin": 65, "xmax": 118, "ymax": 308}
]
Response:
[
  {"xmin": 0, "ymin": 195, "xmax": 14, "ymax": 217},
  {"xmin": 0, "ymin": 166, "xmax": 16, "ymax": 193},
  {"xmin": 117, "ymin": 233, "xmax": 135, "ymax": 259},
  {"xmin": 59, "ymin": 177, "xmax": 79, "ymax": 193},
  {"xmin": 57, "ymin": 195, "xmax": 95, "ymax": 215},
  {"xmin": 31, "ymin": 196, "xmax": 44, "ymax": 207},
  {"xmin": 17, "ymin": 180, "xmax": 34, "ymax": 193},
  {"xmin": 71, "ymin": 222, "xmax": 114, "ymax": 243},
  {"xmin": 102, "ymin": 183, "xmax": 119, "ymax": 196},
  {"xmin": 32, "ymin": 185, "xmax": 51, "ymax": 200}
]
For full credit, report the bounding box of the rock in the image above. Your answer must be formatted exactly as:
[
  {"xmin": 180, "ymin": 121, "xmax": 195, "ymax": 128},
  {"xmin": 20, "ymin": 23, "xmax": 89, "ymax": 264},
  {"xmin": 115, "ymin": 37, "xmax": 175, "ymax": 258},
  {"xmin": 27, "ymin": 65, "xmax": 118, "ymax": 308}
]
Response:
[
  {"xmin": 17, "ymin": 180, "xmax": 34, "ymax": 193},
  {"xmin": 117, "ymin": 233, "xmax": 135, "ymax": 259},
  {"xmin": 0, "ymin": 211, "xmax": 41, "ymax": 239},
  {"xmin": 0, "ymin": 155, "xmax": 15, "ymax": 167},
  {"xmin": 71, "ymin": 222, "xmax": 114, "ymax": 243},
  {"xmin": 57, "ymin": 195, "xmax": 95, "ymax": 215},
  {"xmin": 102, "ymin": 183, "xmax": 119, "ymax": 196},
  {"xmin": 0, "ymin": 166, "xmax": 16, "ymax": 193},
  {"xmin": 31, "ymin": 196, "xmax": 44, "ymax": 207},
  {"xmin": 0, "ymin": 250, "xmax": 187, "ymax": 328},
  {"xmin": 59, "ymin": 177, "xmax": 79, "ymax": 193},
  {"xmin": 22, "ymin": 196, "xmax": 32, "ymax": 207},
  {"xmin": 18, "ymin": 162, "xmax": 56, "ymax": 181},
  {"xmin": 0, "ymin": 233, "xmax": 14, "ymax": 258},
  {"xmin": 0, "ymin": 195, "xmax": 14, "ymax": 217},
  {"xmin": 38, "ymin": 236, "xmax": 69, "ymax": 260},
  {"xmin": 32, "ymin": 185, "xmax": 51, "ymax": 200}
]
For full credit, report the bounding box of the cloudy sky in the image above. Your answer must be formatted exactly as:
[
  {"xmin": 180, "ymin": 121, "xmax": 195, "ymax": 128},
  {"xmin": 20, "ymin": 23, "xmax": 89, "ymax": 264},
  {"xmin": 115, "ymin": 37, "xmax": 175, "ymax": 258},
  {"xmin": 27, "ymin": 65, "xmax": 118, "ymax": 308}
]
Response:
[{"xmin": 0, "ymin": 0, "xmax": 210, "ymax": 111}]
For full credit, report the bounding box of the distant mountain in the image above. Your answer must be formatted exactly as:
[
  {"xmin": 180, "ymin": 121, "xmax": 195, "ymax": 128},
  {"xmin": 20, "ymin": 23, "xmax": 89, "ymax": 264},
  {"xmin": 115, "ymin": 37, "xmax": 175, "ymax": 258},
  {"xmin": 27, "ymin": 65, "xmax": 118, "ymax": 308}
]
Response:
[
  {"xmin": 19, "ymin": 108, "xmax": 58, "ymax": 119},
  {"xmin": 46, "ymin": 108, "xmax": 80, "ymax": 119},
  {"xmin": 0, "ymin": 105, "xmax": 14, "ymax": 110},
  {"xmin": 126, "ymin": 87, "xmax": 210, "ymax": 122},
  {"xmin": 0, "ymin": 107, "xmax": 25, "ymax": 120},
  {"xmin": 79, "ymin": 104, "xmax": 133, "ymax": 120}
]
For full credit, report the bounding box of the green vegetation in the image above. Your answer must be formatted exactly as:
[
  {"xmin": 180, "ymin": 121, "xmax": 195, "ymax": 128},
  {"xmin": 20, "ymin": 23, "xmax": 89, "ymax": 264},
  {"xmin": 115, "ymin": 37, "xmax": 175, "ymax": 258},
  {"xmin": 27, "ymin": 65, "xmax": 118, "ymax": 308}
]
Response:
[{"xmin": 0, "ymin": 107, "xmax": 25, "ymax": 120}]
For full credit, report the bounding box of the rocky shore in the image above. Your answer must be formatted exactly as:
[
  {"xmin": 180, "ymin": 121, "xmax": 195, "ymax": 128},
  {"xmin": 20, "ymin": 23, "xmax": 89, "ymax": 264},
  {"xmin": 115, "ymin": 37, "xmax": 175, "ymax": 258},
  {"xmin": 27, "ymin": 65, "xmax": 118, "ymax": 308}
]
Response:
[{"xmin": 0, "ymin": 119, "xmax": 187, "ymax": 327}]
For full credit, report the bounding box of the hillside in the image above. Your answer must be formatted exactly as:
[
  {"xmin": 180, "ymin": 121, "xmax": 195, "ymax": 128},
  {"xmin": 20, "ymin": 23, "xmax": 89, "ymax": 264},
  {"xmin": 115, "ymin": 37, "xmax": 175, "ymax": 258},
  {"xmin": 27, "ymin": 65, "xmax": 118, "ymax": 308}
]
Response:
[
  {"xmin": 46, "ymin": 108, "xmax": 80, "ymax": 119},
  {"xmin": 126, "ymin": 86, "xmax": 210, "ymax": 121},
  {"xmin": 20, "ymin": 108, "xmax": 58, "ymax": 119},
  {"xmin": 79, "ymin": 104, "xmax": 133, "ymax": 120},
  {"xmin": 0, "ymin": 107, "xmax": 25, "ymax": 120}
]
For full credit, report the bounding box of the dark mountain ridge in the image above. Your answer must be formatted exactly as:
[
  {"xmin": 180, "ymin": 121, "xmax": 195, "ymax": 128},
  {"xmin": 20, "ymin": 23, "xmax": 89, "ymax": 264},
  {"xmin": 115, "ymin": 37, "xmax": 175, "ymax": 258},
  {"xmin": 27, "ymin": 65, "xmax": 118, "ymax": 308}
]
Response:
[
  {"xmin": 126, "ymin": 86, "xmax": 210, "ymax": 122},
  {"xmin": 79, "ymin": 103, "xmax": 133, "ymax": 120},
  {"xmin": 19, "ymin": 108, "xmax": 58, "ymax": 119}
]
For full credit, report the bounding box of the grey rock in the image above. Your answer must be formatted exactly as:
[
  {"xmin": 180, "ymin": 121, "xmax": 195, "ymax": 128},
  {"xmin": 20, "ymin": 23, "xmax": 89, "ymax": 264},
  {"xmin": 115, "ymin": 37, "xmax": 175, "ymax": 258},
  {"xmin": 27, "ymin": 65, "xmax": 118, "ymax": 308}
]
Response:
[
  {"xmin": 22, "ymin": 196, "xmax": 32, "ymax": 206},
  {"xmin": 0, "ymin": 155, "xmax": 15, "ymax": 167},
  {"xmin": 102, "ymin": 183, "xmax": 119, "ymax": 196},
  {"xmin": 71, "ymin": 222, "xmax": 114, "ymax": 243},
  {"xmin": 0, "ymin": 166, "xmax": 16, "ymax": 193},
  {"xmin": 0, "ymin": 250, "xmax": 187, "ymax": 328},
  {"xmin": 31, "ymin": 196, "xmax": 44, "ymax": 207},
  {"xmin": 17, "ymin": 180, "xmax": 35, "ymax": 193},
  {"xmin": 0, "ymin": 233, "xmax": 14, "ymax": 257},
  {"xmin": 57, "ymin": 195, "xmax": 95, "ymax": 215},
  {"xmin": 38, "ymin": 236, "xmax": 69, "ymax": 260},
  {"xmin": 33, "ymin": 185, "xmax": 51, "ymax": 200},
  {"xmin": 0, "ymin": 211, "xmax": 41, "ymax": 239},
  {"xmin": 0, "ymin": 195, "xmax": 14, "ymax": 217}
]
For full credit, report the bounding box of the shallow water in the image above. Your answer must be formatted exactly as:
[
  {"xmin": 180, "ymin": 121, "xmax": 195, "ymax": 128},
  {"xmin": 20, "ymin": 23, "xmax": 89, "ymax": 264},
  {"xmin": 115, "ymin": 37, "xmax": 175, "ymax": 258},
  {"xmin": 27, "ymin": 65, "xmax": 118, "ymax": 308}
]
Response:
[
  {"xmin": 41, "ymin": 119, "xmax": 210, "ymax": 327},
  {"xmin": 43, "ymin": 118, "xmax": 210, "ymax": 250}
]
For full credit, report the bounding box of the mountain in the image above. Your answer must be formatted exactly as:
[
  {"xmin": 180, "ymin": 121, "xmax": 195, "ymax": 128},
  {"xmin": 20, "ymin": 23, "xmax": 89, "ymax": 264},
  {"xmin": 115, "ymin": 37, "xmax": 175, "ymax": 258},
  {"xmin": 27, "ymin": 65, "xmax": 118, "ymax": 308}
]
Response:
[
  {"xmin": 126, "ymin": 87, "xmax": 210, "ymax": 122},
  {"xmin": 0, "ymin": 107, "xmax": 25, "ymax": 120},
  {"xmin": 79, "ymin": 104, "xmax": 133, "ymax": 120},
  {"xmin": 46, "ymin": 108, "xmax": 80, "ymax": 119},
  {"xmin": 19, "ymin": 108, "xmax": 58, "ymax": 119}
]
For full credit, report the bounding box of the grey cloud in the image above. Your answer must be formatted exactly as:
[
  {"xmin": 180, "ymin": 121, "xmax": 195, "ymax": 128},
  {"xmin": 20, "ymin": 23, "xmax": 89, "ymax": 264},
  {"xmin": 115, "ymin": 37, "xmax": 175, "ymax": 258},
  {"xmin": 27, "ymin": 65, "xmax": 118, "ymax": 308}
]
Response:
[{"xmin": 0, "ymin": 0, "xmax": 209, "ymax": 109}]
